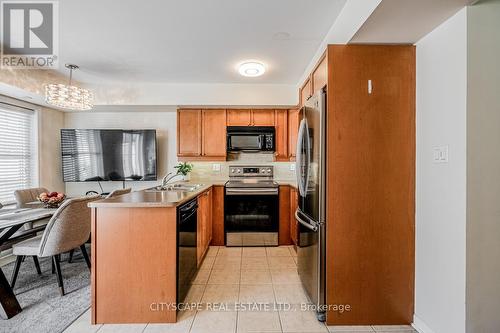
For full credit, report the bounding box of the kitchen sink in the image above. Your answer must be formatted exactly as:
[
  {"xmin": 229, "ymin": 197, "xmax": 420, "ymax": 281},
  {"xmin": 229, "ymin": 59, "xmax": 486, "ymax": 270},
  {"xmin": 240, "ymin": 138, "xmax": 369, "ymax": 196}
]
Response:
[{"xmin": 146, "ymin": 184, "xmax": 204, "ymax": 192}]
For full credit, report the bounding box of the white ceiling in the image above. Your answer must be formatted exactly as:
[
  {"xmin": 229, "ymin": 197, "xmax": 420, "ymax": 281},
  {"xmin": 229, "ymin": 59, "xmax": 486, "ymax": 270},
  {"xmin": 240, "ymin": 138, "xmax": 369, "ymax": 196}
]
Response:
[
  {"xmin": 350, "ymin": 0, "xmax": 474, "ymax": 44},
  {"xmin": 58, "ymin": 0, "xmax": 347, "ymax": 85}
]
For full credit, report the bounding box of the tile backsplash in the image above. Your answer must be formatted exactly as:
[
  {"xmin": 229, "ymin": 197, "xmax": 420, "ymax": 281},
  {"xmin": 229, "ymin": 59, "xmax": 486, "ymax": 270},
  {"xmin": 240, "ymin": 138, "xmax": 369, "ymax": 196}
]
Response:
[{"xmin": 189, "ymin": 153, "xmax": 296, "ymax": 182}]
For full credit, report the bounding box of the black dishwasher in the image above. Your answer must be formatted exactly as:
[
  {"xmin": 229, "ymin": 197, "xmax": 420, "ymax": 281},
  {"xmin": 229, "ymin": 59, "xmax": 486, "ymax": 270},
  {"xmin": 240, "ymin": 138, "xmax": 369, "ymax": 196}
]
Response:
[{"xmin": 177, "ymin": 198, "xmax": 198, "ymax": 303}]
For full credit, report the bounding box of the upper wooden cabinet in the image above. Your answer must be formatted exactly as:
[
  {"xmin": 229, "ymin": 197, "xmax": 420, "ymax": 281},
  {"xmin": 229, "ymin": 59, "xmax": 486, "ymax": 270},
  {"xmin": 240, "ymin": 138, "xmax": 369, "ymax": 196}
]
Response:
[
  {"xmin": 202, "ymin": 109, "xmax": 226, "ymax": 157},
  {"xmin": 227, "ymin": 109, "xmax": 251, "ymax": 126},
  {"xmin": 300, "ymin": 78, "xmax": 312, "ymax": 107},
  {"xmin": 312, "ymin": 55, "xmax": 327, "ymax": 94},
  {"xmin": 288, "ymin": 108, "xmax": 300, "ymax": 159},
  {"xmin": 177, "ymin": 109, "xmax": 226, "ymax": 160},
  {"xmin": 177, "ymin": 109, "xmax": 202, "ymax": 157},
  {"xmin": 226, "ymin": 109, "xmax": 275, "ymax": 126},
  {"xmin": 275, "ymin": 109, "xmax": 288, "ymax": 161},
  {"xmin": 251, "ymin": 109, "xmax": 275, "ymax": 126}
]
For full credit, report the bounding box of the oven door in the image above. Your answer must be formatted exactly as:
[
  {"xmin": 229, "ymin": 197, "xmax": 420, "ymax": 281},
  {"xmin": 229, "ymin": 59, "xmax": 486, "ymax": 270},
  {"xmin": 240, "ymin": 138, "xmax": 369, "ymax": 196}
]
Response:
[
  {"xmin": 227, "ymin": 133, "xmax": 263, "ymax": 152},
  {"xmin": 224, "ymin": 187, "xmax": 279, "ymax": 246}
]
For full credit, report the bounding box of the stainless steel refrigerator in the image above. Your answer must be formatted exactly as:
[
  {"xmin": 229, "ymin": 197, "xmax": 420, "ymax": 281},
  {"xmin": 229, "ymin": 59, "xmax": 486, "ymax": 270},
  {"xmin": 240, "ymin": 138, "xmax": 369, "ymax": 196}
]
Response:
[{"xmin": 295, "ymin": 89, "xmax": 326, "ymax": 321}]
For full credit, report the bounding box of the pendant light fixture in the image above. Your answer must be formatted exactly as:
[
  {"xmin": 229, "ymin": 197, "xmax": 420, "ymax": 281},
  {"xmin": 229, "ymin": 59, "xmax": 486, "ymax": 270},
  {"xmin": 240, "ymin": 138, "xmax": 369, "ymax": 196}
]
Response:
[{"xmin": 45, "ymin": 64, "xmax": 93, "ymax": 110}]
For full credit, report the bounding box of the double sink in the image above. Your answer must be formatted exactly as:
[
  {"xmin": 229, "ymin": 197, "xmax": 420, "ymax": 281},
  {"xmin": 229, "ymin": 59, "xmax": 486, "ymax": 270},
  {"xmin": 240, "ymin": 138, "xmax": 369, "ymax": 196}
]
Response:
[{"xmin": 146, "ymin": 183, "xmax": 204, "ymax": 193}]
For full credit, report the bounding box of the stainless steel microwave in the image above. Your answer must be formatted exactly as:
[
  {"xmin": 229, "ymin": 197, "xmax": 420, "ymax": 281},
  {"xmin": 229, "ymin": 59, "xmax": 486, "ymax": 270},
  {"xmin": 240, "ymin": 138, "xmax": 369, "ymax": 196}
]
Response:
[{"xmin": 226, "ymin": 126, "xmax": 275, "ymax": 152}]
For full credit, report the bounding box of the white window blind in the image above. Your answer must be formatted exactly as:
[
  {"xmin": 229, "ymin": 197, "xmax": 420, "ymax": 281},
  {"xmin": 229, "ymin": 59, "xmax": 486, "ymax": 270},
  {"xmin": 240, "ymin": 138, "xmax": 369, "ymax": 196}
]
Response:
[{"xmin": 0, "ymin": 103, "xmax": 37, "ymax": 205}]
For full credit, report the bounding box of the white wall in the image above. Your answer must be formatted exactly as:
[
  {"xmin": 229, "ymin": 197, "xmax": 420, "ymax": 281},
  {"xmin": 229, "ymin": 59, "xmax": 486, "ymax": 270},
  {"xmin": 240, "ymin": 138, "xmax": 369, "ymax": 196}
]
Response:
[
  {"xmin": 38, "ymin": 107, "xmax": 65, "ymax": 192},
  {"xmin": 415, "ymin": 8, "xmax": 467, "ymax": 333},
  {"xmin": 63, "ymin": 108, "xmax": 178, "ymax": 196}
]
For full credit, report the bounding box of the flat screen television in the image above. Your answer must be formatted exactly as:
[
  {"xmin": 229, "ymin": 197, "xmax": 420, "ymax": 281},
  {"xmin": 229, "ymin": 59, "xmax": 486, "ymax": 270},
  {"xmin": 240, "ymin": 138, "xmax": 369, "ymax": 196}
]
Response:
[{"xmin": 61, "ymin": 129, "xmax": 157, "ymax": 182}]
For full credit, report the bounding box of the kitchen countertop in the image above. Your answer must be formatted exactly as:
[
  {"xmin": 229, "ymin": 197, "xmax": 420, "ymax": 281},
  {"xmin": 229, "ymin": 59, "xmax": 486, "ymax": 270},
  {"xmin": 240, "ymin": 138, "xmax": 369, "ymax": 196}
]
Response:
[{"xmin": 88, "ymin": 182, "xmax": 215, "ymax": 208}]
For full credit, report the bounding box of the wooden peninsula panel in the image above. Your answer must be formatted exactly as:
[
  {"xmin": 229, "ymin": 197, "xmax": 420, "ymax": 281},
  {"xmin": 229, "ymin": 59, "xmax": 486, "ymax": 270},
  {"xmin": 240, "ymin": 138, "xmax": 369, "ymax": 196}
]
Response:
[{"xmin": 91, "ymin": 207, "xmax": 177, "ymax": 324}]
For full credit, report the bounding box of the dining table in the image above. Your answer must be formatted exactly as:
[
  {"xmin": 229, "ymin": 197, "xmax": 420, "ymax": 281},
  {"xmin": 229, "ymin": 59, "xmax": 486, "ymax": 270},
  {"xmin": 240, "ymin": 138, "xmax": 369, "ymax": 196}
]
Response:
[{"xmin": 0, "ymin": 207, "xmax": 56, "ymax": 319}]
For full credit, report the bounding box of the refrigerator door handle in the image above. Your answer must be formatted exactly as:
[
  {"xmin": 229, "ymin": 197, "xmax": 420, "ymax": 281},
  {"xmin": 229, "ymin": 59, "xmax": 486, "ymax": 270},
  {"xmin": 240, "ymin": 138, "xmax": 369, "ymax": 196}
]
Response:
[
  {"xmin": 295, "ymin": 117, "xmax": 309, "ymax": 197},
  {"xmin": 295, "ymin": 209, "xmax": 318, "ymax": 232}
]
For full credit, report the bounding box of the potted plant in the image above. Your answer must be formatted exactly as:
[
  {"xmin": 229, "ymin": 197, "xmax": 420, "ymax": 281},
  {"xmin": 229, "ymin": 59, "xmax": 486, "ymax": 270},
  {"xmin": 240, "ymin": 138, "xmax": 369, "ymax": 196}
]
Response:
[{"xmin": 174, "ymin": 162, "xmax": 194, "ymax": 181}]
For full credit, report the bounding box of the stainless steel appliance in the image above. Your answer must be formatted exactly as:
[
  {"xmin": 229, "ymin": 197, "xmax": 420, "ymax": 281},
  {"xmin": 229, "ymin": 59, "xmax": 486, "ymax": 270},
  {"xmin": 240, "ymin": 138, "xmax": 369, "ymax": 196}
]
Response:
[
  {"xmin": 227, "ymin": 126, "xmax": 275, "ymax": 153},
  {"xmin": 224, "ymin": 166, "xmax": 279, "ymax": 246},
  {"xmin": 177, "ymin": 198, "xmax": 198, "ymax": 302},
  {"xmin": 295, "ymin": 89, "xmax": 327, "ymax": 321}
]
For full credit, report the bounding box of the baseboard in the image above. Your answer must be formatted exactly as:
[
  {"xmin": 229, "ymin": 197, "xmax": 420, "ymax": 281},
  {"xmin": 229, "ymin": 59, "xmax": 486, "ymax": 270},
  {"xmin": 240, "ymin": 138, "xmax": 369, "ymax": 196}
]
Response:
[{"xmin": 413, "ymin": 315, "xmax": 437, "ymax": 333}]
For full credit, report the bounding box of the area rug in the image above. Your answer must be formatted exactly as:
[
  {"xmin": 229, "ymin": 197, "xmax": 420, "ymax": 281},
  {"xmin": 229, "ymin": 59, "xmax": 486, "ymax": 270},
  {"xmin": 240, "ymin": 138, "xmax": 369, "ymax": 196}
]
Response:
[{"xmin": 0, "ymin": 248, "xmax": 91, "ymax": 333}]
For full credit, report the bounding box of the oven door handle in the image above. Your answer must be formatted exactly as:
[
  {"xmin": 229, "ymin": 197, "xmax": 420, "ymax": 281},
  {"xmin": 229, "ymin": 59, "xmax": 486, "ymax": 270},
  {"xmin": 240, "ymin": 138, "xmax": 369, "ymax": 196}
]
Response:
[
  {"xmin": 226, "ymin": 188, "xmax": 279, "ymax": 195},
  {"xmin": 294, "ymin": 209, "xmax": 318, "ymax": 232}
]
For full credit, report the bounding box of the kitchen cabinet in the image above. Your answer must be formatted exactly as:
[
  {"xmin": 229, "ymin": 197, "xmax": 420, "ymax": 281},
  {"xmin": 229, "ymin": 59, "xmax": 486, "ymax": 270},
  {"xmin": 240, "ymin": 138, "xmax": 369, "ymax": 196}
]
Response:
[
  {"xmin": 197, "ymin": 188, "xmax": 212, "ymax": 265},
  {"xmin": 177, "ymin": 109, "xmax": 226, "ymax": 161},
  {"xmin": 278, "ymin": 185, "xmax": 292, "ymax": 245},
  {"xmin": 202, "ymin": 109, "xmax": 226, "ymax": 157},
  {"xmin": 289, "ymin": 186, "xmax": 298, "ymax": 246},
  {"xmin": 211, "ymin": 185, "xmax": 225, "ymax": 246},
  {"xmin": 227, "ymin": 109, "xmax": 251, "ymax": 126},
  {"xmin": 312, "ymin": 54, "xmax": 327, "ymax": 93},
  {"xmin": 288, "ymin": 108, "xmax": 300, "ymax": 160},
  {"xmin": 177, "ymin": 109, "xmax": 201, "ymax": 157},
  {"xmin": 251, "ymin": 109, "xmax": 275, "ymax": 126},
  {"xmin": 274, "ymin": 109, "xmax": 288, "ymax": 161},
  {"xmin": 299, "ymin": 78, "xmax": 312, "ymax": 107}
]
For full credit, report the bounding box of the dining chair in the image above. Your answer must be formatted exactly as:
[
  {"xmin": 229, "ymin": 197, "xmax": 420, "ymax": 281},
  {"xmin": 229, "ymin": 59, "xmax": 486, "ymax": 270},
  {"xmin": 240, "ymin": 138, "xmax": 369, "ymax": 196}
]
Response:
[
  {"xmin": 14, "ymin": 187, "xmax": 48, "ymax": 209},
  {"xmin": 10, "ymin": 195, "xmax": 100, "ymax": 296},
  {"xmin": 105, "ymin": 187, "xmax": 132, "ymax": 199}
]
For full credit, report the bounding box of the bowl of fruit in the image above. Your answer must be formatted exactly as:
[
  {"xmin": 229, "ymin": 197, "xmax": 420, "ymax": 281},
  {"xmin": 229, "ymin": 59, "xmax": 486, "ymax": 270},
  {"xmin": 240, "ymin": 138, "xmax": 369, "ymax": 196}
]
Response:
[{"xmin": 38, "ymin": 191, "xmax": 66, "ymax": 208}]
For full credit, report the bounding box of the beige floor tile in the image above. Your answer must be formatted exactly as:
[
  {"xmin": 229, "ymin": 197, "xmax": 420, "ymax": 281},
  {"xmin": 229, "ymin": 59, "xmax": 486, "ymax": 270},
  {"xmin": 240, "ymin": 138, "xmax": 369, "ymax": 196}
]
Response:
[
  {"xmin": 201, "ymin": 284, "xmax": 240, "ymax": 303},
  {"xmin": 288, "ymin": 246, "xmax": 298, "ymax": 257},
  {"xmin": 239, "ymin": 284, "xmax": 276, "ymax": 303},
  {"xmin": 242, "ymin": 247, "xmax": 267, "ymax": 257},
  {"xmin": 270, "ymin": 268, "xmax": 300, "ymax": 284},
  {"xmin": 327, "ymin": 326, "xmax": 374, "ymax": 332},
  {"xmin": 279, "ymin": 310, "xmax": 328, "ymax": 333},
  {"xmin": 63, "ymin": 310, "xmax": 102, "ymax": 333},
  {"xmin": 241, "ymin": 257, "xmax": 269, "ymax": 270},
  {"xmin": 143, "ymin": 310, "xmax": 196, "ymax": 333},
  {"xmin": 292, "ymin": 256, "xmax": 298, "ymax": 264},
  {"xmin": 213, "ymin": 256, "xmax": 242, "ymax": 270},
  {"xmin": 206, "ymin": 246, "xmax": 219, "ymax": 257},
  {"xmin": 266, "ymin": 246, "xmax": 292, "ymax": 257},
  {"xmin": 192, "ymin": 269, "xmax": 211, "ymax": 284},
  {"xmin": 237, "ymin": 311, "xmax": 281, "ymax": 333},
  {"xmin": 185, "ymin": 284, "xmax": 206, "ymax": 303},
  {"xmin": 267, "ymin": 256, "xmax": 296, "ymax": 269},
  {"xmin": 97, "ymin": 323, "xmax": 147, "ymax": 333},
  {"xmin": 190, "ymin": 310, "xmax": 237, "ymax": 333},
  {"xmin": 372, "ymin": 326, "xmax": 415, "ymax": 332},
  {"xmin": 240, "ymin": 269, "xmax": 272, "ymax": 284},
  {"xmin": 273, "ymin": 284, "xmax": 310, "ymax": 305},
  {"xmin": 218, "ymin": 247, "xmax": 242, "ymax": 257},
  {"xmin": 199, "ymin": 256, "xmax": 215, "ymax": 270},
  {"xmin": 208, "ymin": 269, "xmax": 240, "ymax": 284}
]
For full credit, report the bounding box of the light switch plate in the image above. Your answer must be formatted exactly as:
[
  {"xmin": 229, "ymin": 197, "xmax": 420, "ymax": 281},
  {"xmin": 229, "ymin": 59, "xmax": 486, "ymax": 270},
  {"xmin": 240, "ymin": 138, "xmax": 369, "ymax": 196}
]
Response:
[
  {"xmin": 212, "ymin": 163, "xmax": 221, "ymax": 171},
  {"xmin": 433, "ymin": 145, "xmax": 449, "ymax": 163}
]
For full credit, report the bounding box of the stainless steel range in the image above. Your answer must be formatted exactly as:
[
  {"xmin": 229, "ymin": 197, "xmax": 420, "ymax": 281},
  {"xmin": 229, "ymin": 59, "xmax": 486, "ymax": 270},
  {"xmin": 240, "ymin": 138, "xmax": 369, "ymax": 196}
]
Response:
[{"xmin": 224, "ymin": 166, "xmax": 279, "ymax": 246}]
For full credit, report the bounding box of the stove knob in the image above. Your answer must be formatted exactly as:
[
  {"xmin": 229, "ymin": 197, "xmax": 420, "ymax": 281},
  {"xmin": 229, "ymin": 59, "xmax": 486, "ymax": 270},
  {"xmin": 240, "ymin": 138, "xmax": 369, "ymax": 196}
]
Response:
[
  {"xmin": 231, "ymin": 169, "xmax": 235, "ymax": 173},
  {"xmin": 266, "ymin": 168, "xmax": 271, "ymax": 173},
  {"xmin": 237, "ymin": 169, "xmax": 242, "ymax": 173}
]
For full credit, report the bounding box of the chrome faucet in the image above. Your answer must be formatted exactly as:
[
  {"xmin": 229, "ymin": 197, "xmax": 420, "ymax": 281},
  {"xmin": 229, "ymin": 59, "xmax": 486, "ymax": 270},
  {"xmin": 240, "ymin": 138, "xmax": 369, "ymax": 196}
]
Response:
[{"xmin": 161, "ymin": 172, "xmax": 183, "ymax": 188}]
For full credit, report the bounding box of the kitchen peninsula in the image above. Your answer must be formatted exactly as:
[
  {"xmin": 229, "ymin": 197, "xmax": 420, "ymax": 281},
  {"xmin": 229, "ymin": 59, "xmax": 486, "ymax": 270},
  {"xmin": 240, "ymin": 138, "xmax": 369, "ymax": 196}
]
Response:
[{"xmin": 88, "ymin": 183, "xmax": 219, "ymax": 324}]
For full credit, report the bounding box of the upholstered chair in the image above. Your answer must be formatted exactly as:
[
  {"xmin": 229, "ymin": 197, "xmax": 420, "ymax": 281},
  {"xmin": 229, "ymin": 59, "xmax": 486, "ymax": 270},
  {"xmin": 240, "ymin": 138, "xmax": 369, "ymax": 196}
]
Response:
[
  {"xmin": 105, "ymin": 188, "xmax": 132, "ymax": 199},
  {"xmin": 10, "ymin": 195, "xmax": 100, "ymax": 296},
  {"xmin": 14, "ymin": 187, "xmax": 48, "ymax": 208}
]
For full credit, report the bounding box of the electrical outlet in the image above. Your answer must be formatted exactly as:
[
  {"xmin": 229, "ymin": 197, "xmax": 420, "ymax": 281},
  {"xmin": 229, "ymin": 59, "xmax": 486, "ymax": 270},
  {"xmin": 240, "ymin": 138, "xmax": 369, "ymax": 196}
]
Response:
[
  {"xmin": 289, "ymin": 164, "xmax": 296, "ymax": 171},
  {"xmin": 212, "ymin": 163, "xmax": 221, "ymax": 171}
]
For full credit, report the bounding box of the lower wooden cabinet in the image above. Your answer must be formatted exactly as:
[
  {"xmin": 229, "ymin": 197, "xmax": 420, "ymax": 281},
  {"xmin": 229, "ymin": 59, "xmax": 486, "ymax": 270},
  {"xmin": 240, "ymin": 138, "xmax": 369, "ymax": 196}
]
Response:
[
  {"xmin": 197, "ymin": 188, "xmax": 212, "ymax": 265},
  {"xmin": 211, "ymin": 185, "xmax": 225, "ymax": 246},
  {"xmin": 278, "ymin": 185, "xmax": 292, "ymax": 245},
  {"xmin": 289, "ymin": 186, "xmax": 298, "ymax": 245}
]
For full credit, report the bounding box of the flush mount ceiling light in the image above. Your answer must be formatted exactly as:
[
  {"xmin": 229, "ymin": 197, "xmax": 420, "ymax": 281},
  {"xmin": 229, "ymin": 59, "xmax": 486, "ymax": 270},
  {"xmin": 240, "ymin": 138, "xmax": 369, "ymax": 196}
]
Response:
[
  {"xmin": 45, "ymin": 64, "xmax": 93, "ymax": 111},
  {"xmin": 238, "ymin": 61, "xmax": 266, "ymax": 77}
]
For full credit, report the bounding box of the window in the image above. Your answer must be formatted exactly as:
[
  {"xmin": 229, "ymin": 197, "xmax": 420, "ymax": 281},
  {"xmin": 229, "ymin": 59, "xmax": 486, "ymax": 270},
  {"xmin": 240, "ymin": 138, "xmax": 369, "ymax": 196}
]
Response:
[{"xmin": 0, "ymin": 103, "xmax": 37, "ymax": 205}]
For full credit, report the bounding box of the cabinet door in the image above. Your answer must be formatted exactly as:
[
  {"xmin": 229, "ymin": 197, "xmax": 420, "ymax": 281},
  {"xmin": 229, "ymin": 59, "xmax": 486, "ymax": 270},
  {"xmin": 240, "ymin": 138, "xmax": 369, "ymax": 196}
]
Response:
[
  {"xmin": 278, "ymin": 185, "xmax": 292, "ymax": 245},
  {"xmin": 290, "ymin": 187, "xmax": 298, "ymax": 245},
  {"xmin": 312, "ymin": 55, "xmax": 327, "ymax": 93},
  {"xmin": 251, "ymin": 109, "xmax": 275, "ymax": 126},
  {"xmin": 211, "ymin": 186, "xmax": 225, "ymax": 246},
  {"xmin": 288, "ymin": 109, "xmax": 300, "ymax": 159},
  {"xmin": 299, "ymin": 78, "xmax": 312, "ymax": 107},
  {"xmin": 227, "ymin": 109, "xmax": 251, "ymax": 126},
  {"xmin": 206, "ymin": 189, "xmax": 212, "ymax": 246},
  {"xmin": 275, "ymin": 109, "xmax": 288, "ymax": 161},
  {"xmin": 202, "ymin": 109, "xmax": 227, "ymax": 157},
  {"xmin": 197, "ymin": 196, "xmax": 205, "ymax": 265},
  {"xmin": 177, "ymin": 109, "xmax": 201, "ymax": 157}
]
